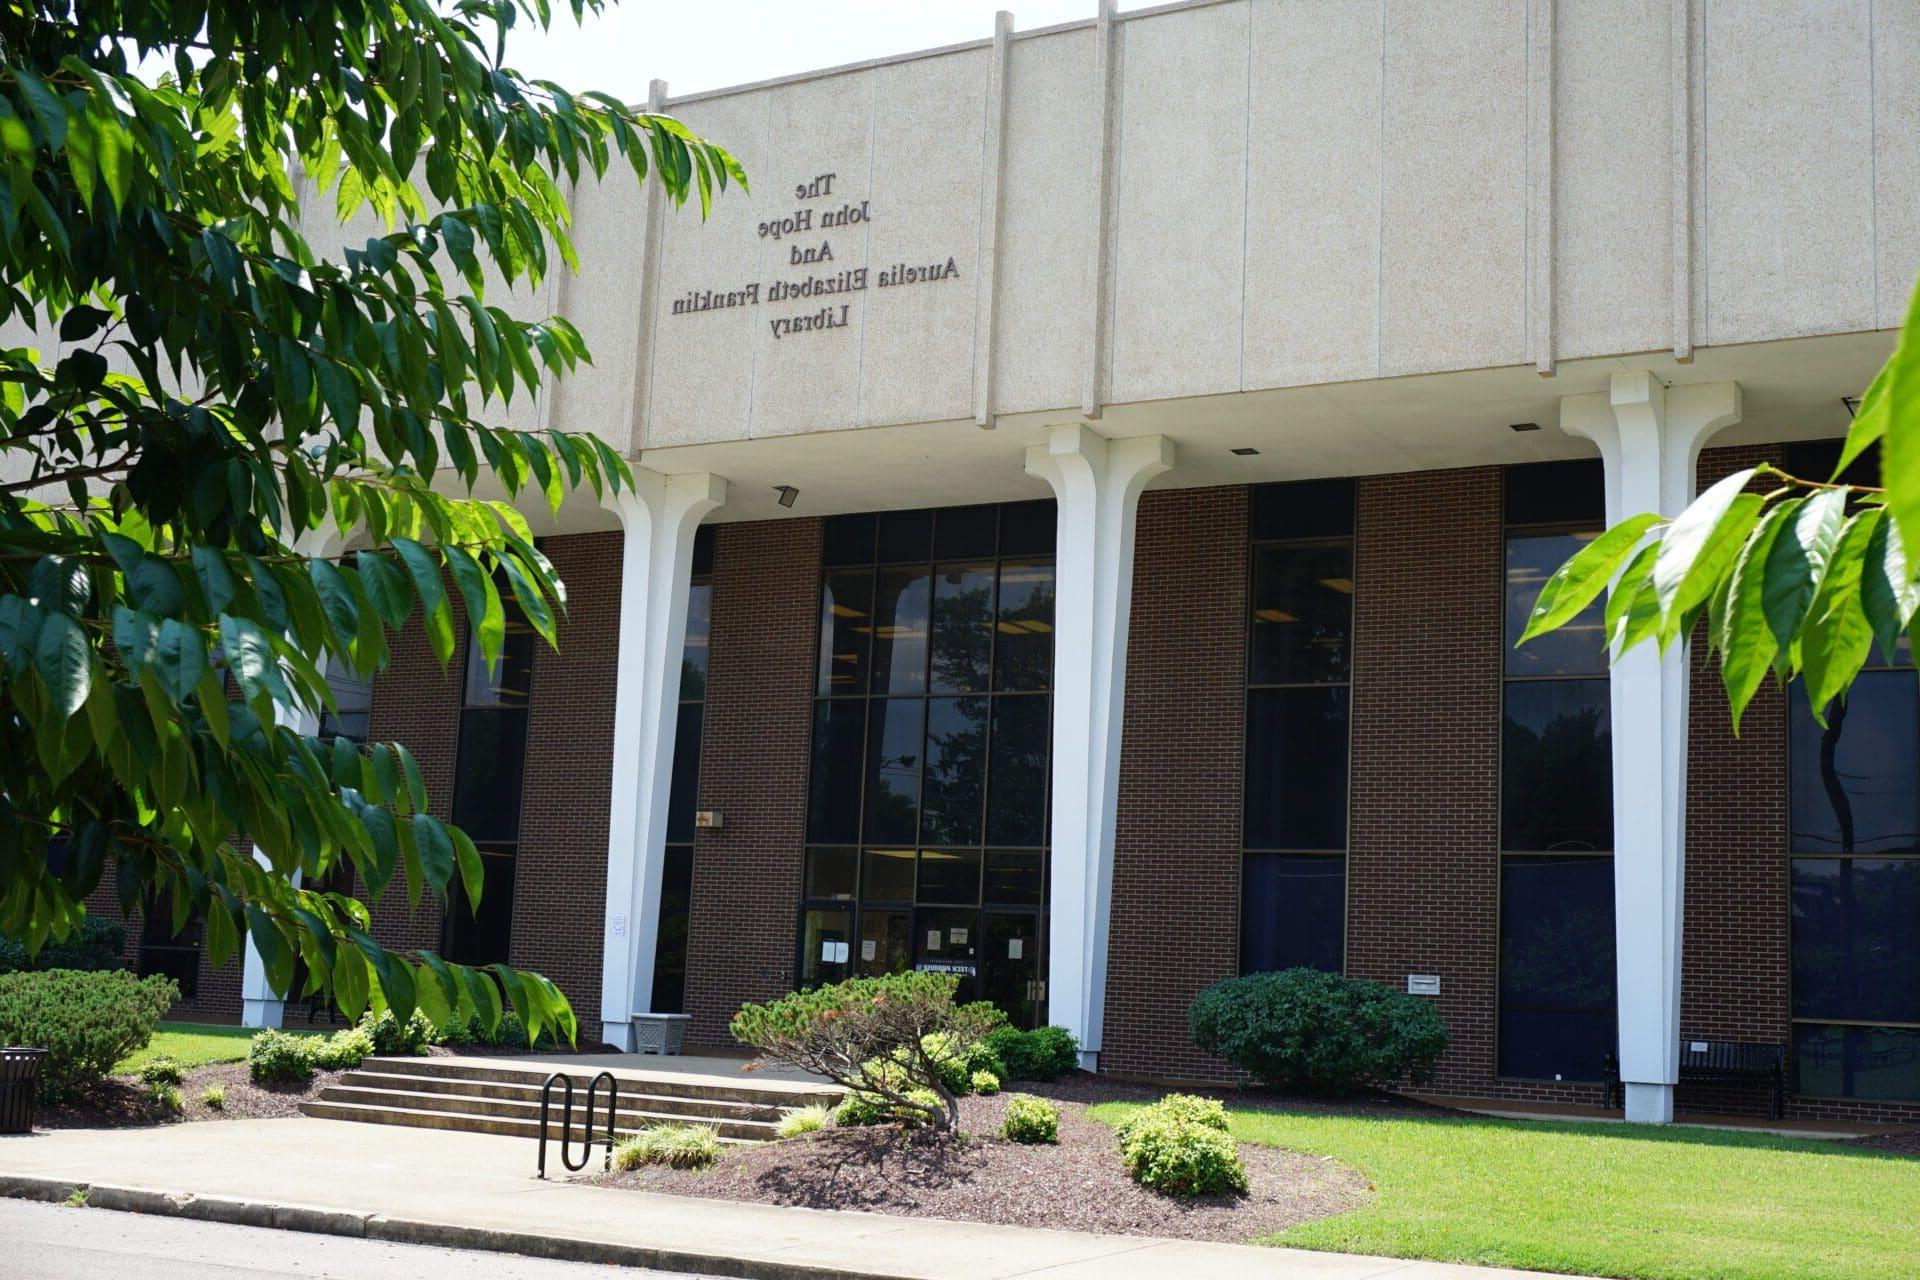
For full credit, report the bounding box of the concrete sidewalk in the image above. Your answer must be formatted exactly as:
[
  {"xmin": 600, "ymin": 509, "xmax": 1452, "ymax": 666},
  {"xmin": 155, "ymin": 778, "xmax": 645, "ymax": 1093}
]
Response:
[{"xmin": 0, "ymin": 1119, "xmax": 1590, "ymax": 1280}]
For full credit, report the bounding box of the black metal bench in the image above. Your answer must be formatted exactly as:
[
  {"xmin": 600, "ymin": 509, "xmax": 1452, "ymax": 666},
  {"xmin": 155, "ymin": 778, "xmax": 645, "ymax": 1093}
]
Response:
[{"xmin": 1603, "ymin": 1041, "xmax": 1786, "ymax": 1118}]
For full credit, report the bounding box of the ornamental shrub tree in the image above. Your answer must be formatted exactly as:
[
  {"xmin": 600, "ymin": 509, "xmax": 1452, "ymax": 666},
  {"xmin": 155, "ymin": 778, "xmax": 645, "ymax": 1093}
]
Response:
[
  {"xmin": 1189, "ymin": 968, "xmax": 1448, "ymax": 1094},
  {"xmin": 0, "ymin": 2, "xmax": 739, "ymax": 1039},
  {"xmin": 0, "ymin": 967, "xmax": 175, "ymax": 1100},
  {"xmin": 730, "ymin": 971, "xmax": 1001, "ymax": 1133}
]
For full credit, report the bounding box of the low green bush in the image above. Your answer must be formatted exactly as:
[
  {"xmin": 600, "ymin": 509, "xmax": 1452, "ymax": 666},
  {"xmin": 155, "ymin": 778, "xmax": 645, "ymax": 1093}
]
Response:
[
  {"xmin": 612, "ymin": 1123, "xmax": 720, "ymax": 1170},
  {"xmin": 200, "ymin": 1084, "xmax": 226, "ymax": 1111},
  {"xmin": 835, "ymin": 1079, "xmax": 944, "ymax": 1128},
  {"xmin": 970, "ymin": 1069, "xmax": 1001, "ymax": 1096},
  {"xmin": 148, "ymin": 1081, "xmax": 184, "ymax": 1113},
  {"xmin": 982, "ymin": 1025, "xmax": 1081, "ymax": 1082},
  {"xmin": 310, "ymin": 1025, "xmax": 375, "ymax": 1071},
  {"xmin": 0, "ymin": 916, "xmax": 128, "ymax": 975},
  {"xmin": 138, "ymin": 1056, "xmax": 183, "ymax": 1088},
  {"xmin": 1001, "ymin": 1095, "xmax": 1059, "ymax": 1144},
  {"xmin": 1116, "ymin": 1095, "xmax": 1248, "ymax": 1197},
  {"xmin": 437, "ymin": 1010, "xmax": 553, "ymax": 1049},
  {"xmin": 775, "ymin": 1103, "xmax": 831, "ymax": 1139},
  {"xmin": 1189, "ymin": 968, "xmax": 1448, "ymax": 1094},
  {"xmin": 0, "ymin": 968, "xmax": 177, "ymax": 1102},
  {"xmin": 248, "ymin": 1029, "xmax": 315, "ymax": 1085},
  {"xmin": 361, "ymin": 1008, "xmax": 440, "ymax": 1056}
]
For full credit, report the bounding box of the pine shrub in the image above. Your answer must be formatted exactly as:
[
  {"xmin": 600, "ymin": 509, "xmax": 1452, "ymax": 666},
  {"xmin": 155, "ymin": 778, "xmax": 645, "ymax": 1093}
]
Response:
[{"xmin": 0, "ymin": 968, "xmax": 176, "ymax": 1102}]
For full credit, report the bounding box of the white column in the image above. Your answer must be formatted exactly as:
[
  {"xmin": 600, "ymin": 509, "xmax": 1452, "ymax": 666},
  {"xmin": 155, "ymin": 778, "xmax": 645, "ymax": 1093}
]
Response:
[
  {"xmin": 600, "ymin": 470, "xmax": 726, "ymax": 1050},
  {"xmin": 1024, "ymin": 425, "xmax": 1173, "ymax": 1070},
  {"xmin": 242, "ymin": 531, "xmax": 341, "ymax": 1029},
  {"xmin": 1562, "ymin": 371, "xmax": 1740, "ymax": 1122}
]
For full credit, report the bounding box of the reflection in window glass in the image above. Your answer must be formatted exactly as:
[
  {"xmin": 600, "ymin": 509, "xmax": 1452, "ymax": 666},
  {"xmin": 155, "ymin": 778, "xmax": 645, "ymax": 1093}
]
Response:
[
  {"xmin": 1244, "ymin": 687, "xmax": 1349, "ymax": 851},
  {"xmin": 864, "ymin": 698, "xmax": 925, "ymax": 845},
  {"xmin": 985, "ymin": 849, "xmax": 1044, "ymax": 905},
  {"xmin": 1790, "ymin": 673, "xmax": 1920, "ymax": 855},
  {"xmin": 1498, "ymin": 855, "xmax": 1617, "ymax": 1080},
  {"xmin": 650, "ymin": 845, "xmax": 694, "ymax": 1012},
  {"xmin": 917, "ymin": 847, "xmax": 982, "ymax": 905},
  {"xmin": 921, "ymin": 697, "xmax": 987, "ymax": 846},
  {"xmin": 862, "ymin": 848, "xmax": 916, "ymax": 903},
  {"xmin": 1240, "ymin": 855, "xmax": 1345, "ymax": 973},
  {"xmin": 1501, "ymin": 678, "xmax": 1611, "ymax": 852},
  {"xmin": 318, "ymin": 653, "xmax": 372, "ymax": 744},
  {"xmin": 859, "ymin": 908, "xmax": 912, "ymax": 976},
  {"xmin": 994, "ymin": 562, "xmax": 1055, "ymax": 691},
  {"xmin": 817, "ymin": 569, "xmax": 873, "ymax": 695},
  {"xmin": 444, "ymin": 849, "xmax": 517, "ymax": 967},
  {"xmin": 1248, "ymin": 544, "xmax": 1352, "ymax": 685},
  {"xmin": 871, "ymin": 568, "xmax": 931, "ymax": 695},
  {"xmin": 807, "ymin": 700, "xmax": 865, "ymax": 844},
  {"xmin": 1505, "ymin": 533, "xmax": 1608, "ymax": 676},
  {"xmin": 1791, "ymin": 858, "xmax": 1920, "ymax": 1025},
  {"xmin": 800, "ymin": 908, "xmax": 852, "ymax": 987},
  {"xmin": 987, "ymin": 696, "xmax": 1048, "ymax": 847},
  {"xmin": 451, "ymin": 710, "xmax": 528, "ymax": 845},
  {"xmin": 982, "ymin": 913, "xmax": 1042, "ymax": 1027},
  {"xmin": 665, "ymin": 701, "xmax": 702, "ymax": 844},
  {"xmin": 462, "ymin": 616, "xmax": 536, "ymax": 706},
  {"xmin": 680, "ymin": 581, "xmax": 712, "ymax": 700},
  {"xmin": 930, "ymin": 564, "xmax": 994, "ymax": 692},
  {"xmin": 1794, "ymin": 1024, "xmax": 1920, "ymax": 1101},
  {"xmin": 805, "ymin": 847, "xmax": 857, "ymax": 901}
]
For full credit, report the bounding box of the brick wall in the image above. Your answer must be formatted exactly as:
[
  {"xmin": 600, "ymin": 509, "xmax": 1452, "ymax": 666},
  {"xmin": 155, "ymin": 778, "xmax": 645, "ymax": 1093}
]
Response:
[
  {"xmin": 1103, "ymin": 485, "xmax": 1247, "ymax": 1081},
  {"xmin": 1346, "ymin": 467, "xmax": 1510, "ymax": 1097},
  {"xmin": 682, "ymin": 517, "xmax": 822, "ymax": 1047}
]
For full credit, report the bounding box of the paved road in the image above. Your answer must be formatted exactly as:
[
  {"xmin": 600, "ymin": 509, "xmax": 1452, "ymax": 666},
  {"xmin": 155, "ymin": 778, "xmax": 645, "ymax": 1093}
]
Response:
[{"xmin": 0, "ymin": 1198, "xmax": 717, "ymax": 1279}]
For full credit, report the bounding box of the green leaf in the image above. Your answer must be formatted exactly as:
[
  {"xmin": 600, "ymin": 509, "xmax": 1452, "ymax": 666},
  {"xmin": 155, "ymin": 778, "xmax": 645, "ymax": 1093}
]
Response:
[
  {"xmin": 1719, "ymin": 501, "xmax": 1794, "ymax": 733},
  {"xmin": 449, "ymin": 824, "xmax": 485, "ymax": 915},
  {"xmin": 359, "ymin": 806, "xmax": 399, "ymax": 902},
  {"xmin": 309, "ymin": 557, "xmax": 363, "ymax": 655},
  {"xmin": 220, "ymin": 613, "xmax": 291, "ymax": 715},
  {"xmin": 153, "ymin": 618, "xmax": 208, "ymax": 703},
  {"xmin": 1761, "ymin": 489, "xmax": 1847, "ymax": 648},
  {"xmin": 1802, "ymin": 510, "xmax": 1881, "ymax": 721},
  {"xmin": 1651, "ymin": 468, "xmax": 1760, "ymax": 632},
  {"xmin": 356, "ymin": 550, "xmax": 414, "ymax": 631},
  {"xmin": 444, "ymin": 546, "xmax": 503, "ymax": 665},
  {"xmin": 34, "ymin": 614, "xmax": 89, "ymax": 719},
  {"xmin": 392, "ymin": 538, "xmax": 456, "ymax": 666},
  {"xmin": 411, "ymin": 814, "xmax": 455, "ymax": 898},
  {"xmin": 1862, "ymin": 511, "xmax": 1920, "ymax": 658},
  {"xmin": 1518, "ymin": 514, "xmax": 1662, "ymax": 646},
  {"xmin": 192, "ymin": 547, "xmax": 237, "ymax": 618}
]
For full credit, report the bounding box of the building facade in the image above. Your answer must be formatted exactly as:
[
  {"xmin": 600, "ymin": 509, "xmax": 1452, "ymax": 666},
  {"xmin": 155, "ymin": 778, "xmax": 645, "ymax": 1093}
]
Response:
[{"xmin": 81, "ymin": 0, "xmax": 1920, "ymax": 1125}]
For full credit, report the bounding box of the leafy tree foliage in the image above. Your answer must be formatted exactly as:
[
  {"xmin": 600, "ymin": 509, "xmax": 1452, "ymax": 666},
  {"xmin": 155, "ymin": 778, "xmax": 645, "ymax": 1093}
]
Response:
[
  {"xmin": 1522, "ymin": 278, "xmax": 1920, "ymax": 730},
  {"xmin": 0, "ymin": 0, "xmax": 741, "ymax": 1043}
]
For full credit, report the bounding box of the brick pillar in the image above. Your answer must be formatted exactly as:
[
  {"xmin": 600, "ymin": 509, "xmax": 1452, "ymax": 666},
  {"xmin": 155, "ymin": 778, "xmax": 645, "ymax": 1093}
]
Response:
[
  {"xmin": 1348, "ymin": 466, "xmax": 1503, "ymax": 1096},
  {"xmin": 1103, "ymin": 485, "xmax": 1247, "ymax": 1082},
  {"xmin": 682, "ymin": 517, "xmax": 821, "ymax": 1047}
]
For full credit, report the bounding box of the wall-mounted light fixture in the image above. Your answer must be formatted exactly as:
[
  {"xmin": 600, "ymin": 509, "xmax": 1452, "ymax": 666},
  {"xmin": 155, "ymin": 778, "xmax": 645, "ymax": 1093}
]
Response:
[
  {"xmin": 1230, "ymin": 447, "xmax": 1260, "ymax": 456},
  {"xmin": 775, "ymin": 485, "xmax": 800, "ymax": 509},
  {"xmin": 1508, "ymin": 422, "xmax": 1541, "ymax": 433}
]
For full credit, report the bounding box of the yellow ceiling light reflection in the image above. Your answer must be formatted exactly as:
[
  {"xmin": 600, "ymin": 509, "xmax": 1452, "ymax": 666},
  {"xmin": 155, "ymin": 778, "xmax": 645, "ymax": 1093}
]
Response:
[
  {"xmin": 830, "ymin": 604, "xmax": 868, "ymax": 618},
  {"xmin": 1254, "ymin": 609, "xmax": 1298, "ymax": 623},
  {"xmin": 1317, "ymin": 578, "xmax": 1353, "ymax": 594}
]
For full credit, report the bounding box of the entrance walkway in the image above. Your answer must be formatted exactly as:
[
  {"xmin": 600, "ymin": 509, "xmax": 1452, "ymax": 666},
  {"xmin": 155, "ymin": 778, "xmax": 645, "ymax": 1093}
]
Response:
[{"xmin": 0, "ymin": 1119, "xmax": 1598, "ymax": 1280}]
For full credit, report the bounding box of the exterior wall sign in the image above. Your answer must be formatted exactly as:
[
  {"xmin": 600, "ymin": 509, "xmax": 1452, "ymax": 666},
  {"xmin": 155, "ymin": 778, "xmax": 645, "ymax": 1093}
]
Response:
[{"xmin": 667, "ymin": 172, "xmax": 961, "ymax": 340}]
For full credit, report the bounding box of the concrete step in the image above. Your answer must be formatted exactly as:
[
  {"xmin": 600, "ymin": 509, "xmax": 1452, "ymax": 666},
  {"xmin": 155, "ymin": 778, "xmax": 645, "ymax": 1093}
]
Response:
[
  {"xmin": 297, "ymin": 1098, "xmax": 762, "ymax": 1146},
  {"xmin": 358, "ymin": 1056, "xmax": 839, "ymax": 1110},
  {"xmin": 312, "ymin": 1084, "xmax": 787, "ymax": 1141},
  {"xmin": 333, "ymin": 1071, "xmax": 784, "ymax": 1122}
]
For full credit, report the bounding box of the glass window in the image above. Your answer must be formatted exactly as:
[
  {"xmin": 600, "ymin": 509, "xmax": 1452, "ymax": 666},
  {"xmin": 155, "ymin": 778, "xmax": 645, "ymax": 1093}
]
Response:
[
  {"xmin": 1498, "ymin": 854, "xmax": 1618, "ymax": 1080},
  {"xmin": 1250, "ymin": 478, "xmax": 1355, "ymax": 542},
  {"xmin": 800, "ymin": 908, "xmax": 853, "ymax": 987},
  {"xmin": 817, "ymin": 569, "xmax": 874, "ymax": 695},
  {"xmin": 1790, "ymin": 674, "xmax": 1920, "ymax": 855},
  {"xmin": 665, "ymin": 701, "xmax": 703, "ymax": 844},
  {"xmin": 1506, "ymin": 533, "xmax": 1609, "ymax": 677},
  {"xmin": 1244, "ymin": 686, "xmax": 1349, "ymax": 851},
  {"xmin": 450, "ymin": 709, "xmax": 528, "ymax": 846},
  {"xmin": 993, "ymin": 562, "xmax": 1055, "ymax": 691},
  {"xmin": 864, "ymin": 697, "xmax": 925, "ymax": 844},
  {"xmin": 1240, "ymin": 855, "xmax": 1345, "ymax": 974},
  {"xmin": 1791, "ymin": 858, "xmax": 1920, "ymax": 1025},
  {"xmin": 462, "ymin": 616, "xmax": 535, "ymax": 707},
  {"xmin": 650, "ymin": 844, "xmax": 694, "ymax": 1012},
  {"xmin": 651, "ymin": 556, "xmax": 712, "ymax": 1015},
  {"xmin": 444, "ymin": 848, "xmax": 517, "ymax": 967},
  {"xmin": 1248, "ymin": 543, "xmax": 1353, "ymax": 685},
  {"xmin": 137, "ymin": 887, "xmax": 203, "ymax": 999},
  {"xmin": 805, "ymin": 503, "xmax": 1056, "ymax": 1028},
  {"xmin": 921, "ymin": 697, "xmax": 987, "ymax": 846},
  {"xmin": 807, "ymin": 700, "xmax": 865, "ymax": 844},
  {"xmin": 870, "ymin": 568, "xmax": 931, "ymax": 695},
  {"xmin": 930, "ymin": 565, "xmax": 994, "ymax": 693},
  {"xmin": 1793, "ymin": 1024, "xmax": 1920, "ymax": 1101},
  {"xmin": 915, "ymin": 907, "xmax": 980, "ymax": 979},
  {"xmin": 318, "ymin": 654, "xmax": 372, "ymax": 744},
  {"xmin": 1501, "ymin": 678, "xmax": 1611, "ymax": 852},
  {"xmin": 982, "ymin": 913, "xmax": 1042, "ymax": 1028},
  {"xmin": 680, "ymin": 581, "xmax": 711, "ymax": 700}
]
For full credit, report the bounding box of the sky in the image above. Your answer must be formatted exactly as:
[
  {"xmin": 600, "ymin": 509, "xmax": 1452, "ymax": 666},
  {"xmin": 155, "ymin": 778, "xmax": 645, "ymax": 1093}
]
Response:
[{"xmin": 503, "ymin": 1, "xmax": 1126, "ymax": 102}]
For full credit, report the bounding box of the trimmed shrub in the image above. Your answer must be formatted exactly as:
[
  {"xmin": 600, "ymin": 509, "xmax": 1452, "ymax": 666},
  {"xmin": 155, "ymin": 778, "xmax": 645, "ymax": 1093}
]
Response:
[
  {"xmin": 612, "ymin": 1123, "xmax": 720, "ymax": 1170},
  {"xmin": 982, "ymin": 1025, "xmax": 1081, "ymax": 1082},
  {"xmin": 248, "ymin": 1029, "xmax": 315, "ymax": 1085},
  {"xmin": 1001, "ymin": 1095, "xmax": 1058, "ymax": 1145},
  {"xmin": 1114, "ymin": 1092, "xmax": 1227, "ymax": 1144},
  {"xmin": 201, "ymin": 1084, "xmax": 227, "ymax": 1111},
  {"xmin": 1117, "ymin": 1107, "xmax": 1248, "ymax": 1197},
  {"xmin": 1188, "ymin": 968, "xmax": 1448, "ymax": 1094},
  {"xmin": 310, "ymin": 1025, "xmax": 375, "ymax": 1071},
  {"xmin": 732, "ymin": 971, "xmax": 1000, "ymax": 1132},
  {"xmin": 0, "ymin": 968, "xmax": 177, "ymax": 1102},
  {"xmin": 775, "ymin": 1103, "xmax": 831, "ymax": 1139},
  {"xmin": 438, "ymin": 1010, "xmax": 553, "ymax": 1049},
  {"xmin": 138, "ymin": 1056, "xmax": 183, "ymax": 1088},
  {"xmin": 969, "ymin": 1069, "xmax": 1001, "ymax": 1096},
  {"xmin": 0, "ymin": 916, "xmax": 127, "ymax": 975},
  {"xmin": 361, "ymin": 1008, "xmax": 440, "ymax": 1056}
]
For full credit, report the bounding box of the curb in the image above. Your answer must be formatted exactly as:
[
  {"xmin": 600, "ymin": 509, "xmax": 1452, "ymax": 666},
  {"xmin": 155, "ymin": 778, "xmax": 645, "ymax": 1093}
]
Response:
[{"xmin": 0, "ymin": 1174, "xmax": 903, "ymax": 1280}]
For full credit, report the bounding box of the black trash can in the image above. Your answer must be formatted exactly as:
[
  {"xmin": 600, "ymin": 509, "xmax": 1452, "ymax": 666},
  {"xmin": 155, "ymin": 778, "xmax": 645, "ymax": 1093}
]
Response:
[{"xmin": 0, "ymin": 1048, "xmax": 48, "ymax": 1134}]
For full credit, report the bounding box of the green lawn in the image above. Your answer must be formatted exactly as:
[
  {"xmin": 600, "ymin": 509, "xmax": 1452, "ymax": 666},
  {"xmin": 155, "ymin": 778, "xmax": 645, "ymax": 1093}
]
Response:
[
  {"xmin": 115, "ymin": 1021, "xmax": 320, "ymax": 1075},
  {"xmin": 1088, "ymin": 1102, "xmax": 1920, "ymax": 1280}
]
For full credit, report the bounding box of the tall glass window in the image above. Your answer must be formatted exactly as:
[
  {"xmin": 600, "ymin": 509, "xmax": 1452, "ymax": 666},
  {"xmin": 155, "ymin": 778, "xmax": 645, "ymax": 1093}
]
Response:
[
  {"xmin": 801, "ymin": 501, "xmax": 1054, "ymax": 1028},
  {"xmin": 1498, "ymin": 460, "xmax": 1617, "ymax": 1082},
  {"xmin": 1241, "ymin": 479, "xmax": 1353, "ymax": 975},
  {"xmin": 1785, "ymin": 439, "xmax": 1920, "ymax": 1101},
  {"xmin": 651, "ymin": 526, "xmax": 714, "ymax": 1013},
  {"xmin": 443, "ymin": 583, "xmax": 536, "ymax": 967}
]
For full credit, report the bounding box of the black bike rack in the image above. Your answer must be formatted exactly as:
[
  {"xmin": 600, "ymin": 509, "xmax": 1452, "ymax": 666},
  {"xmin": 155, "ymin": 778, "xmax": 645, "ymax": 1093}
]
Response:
[{"xmin": 536, "ymin": 1069, "xmax": 618, "ymax": 1180}]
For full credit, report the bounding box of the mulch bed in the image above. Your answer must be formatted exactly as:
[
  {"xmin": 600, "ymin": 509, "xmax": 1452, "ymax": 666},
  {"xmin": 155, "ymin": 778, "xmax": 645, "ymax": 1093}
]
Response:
[
  {"xmin": 588, "ymin": 1076, "xmax": 1379, "ymax": 1243},
  {"xmin": 34, "ymin": 1061, "xmax": 341, "ymax": 1130}
]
